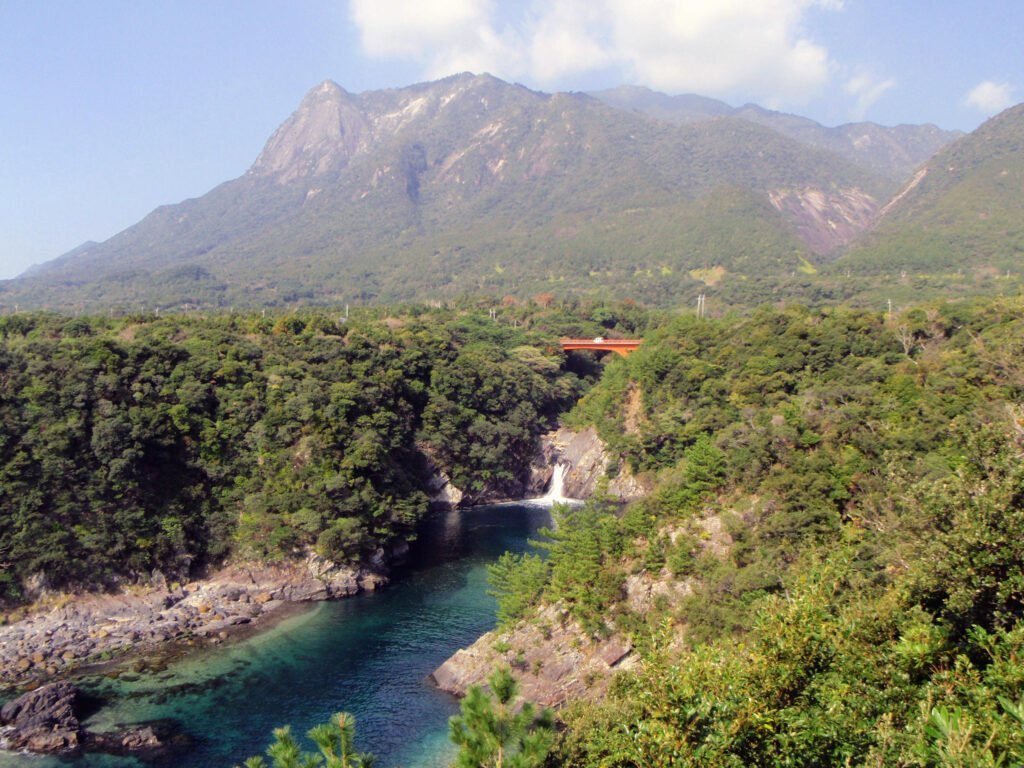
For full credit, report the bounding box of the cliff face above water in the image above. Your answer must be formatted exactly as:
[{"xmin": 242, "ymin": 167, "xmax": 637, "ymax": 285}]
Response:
[
  {"xmin": 426, "ymin": 426, "xmax": 650, "ymax": 508},
  {"xmin": 432, "ymin": 564, "xmax": 699, "ymax": 708},
  {"xmin": 541, "ymin": 426, "xmax": 649, "ymax": 501}
]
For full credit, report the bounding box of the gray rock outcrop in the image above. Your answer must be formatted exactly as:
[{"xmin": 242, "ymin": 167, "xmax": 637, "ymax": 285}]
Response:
[
  {"xmin": 0, "ymin": 682, "xmax": 185, "ymax": 757},
  {"xmin": 432, "ymin": 604, "xmax": 636, "ymax": 708},
  {"xmin": 0, "ymin": 681, "xmax": 82, "ymax": 753},
  {"xmin": 539, "ymin": 427, "xmax": 649, "ymax": 501},
  {"xmin": 0, "ymin": 551, "xmax": 391, "ymax": 685}
]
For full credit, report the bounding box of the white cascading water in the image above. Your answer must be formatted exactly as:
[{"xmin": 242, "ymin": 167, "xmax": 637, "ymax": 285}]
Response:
[{"xmin": 538, "ymin": 462, "xmax": 571, "ymax": 505}]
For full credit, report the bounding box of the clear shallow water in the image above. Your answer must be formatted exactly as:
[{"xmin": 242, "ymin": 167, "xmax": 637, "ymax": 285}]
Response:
[{"xmin": 0, "ymin": 504, "xmax": 550, "ymax": 768}]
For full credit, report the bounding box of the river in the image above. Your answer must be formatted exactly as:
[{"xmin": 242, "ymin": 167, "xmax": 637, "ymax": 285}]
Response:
[{"xmin": 0, "ymin": 503, "xmax": 550, "ymax": 768}]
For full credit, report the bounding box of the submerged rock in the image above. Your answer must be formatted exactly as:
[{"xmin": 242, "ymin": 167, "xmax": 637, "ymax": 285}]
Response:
[
  {"xmin": 84, "ymin": 718, "xmax": 191, "ymax": 760},
  {"xmin": 0, "ymin": 681, "xmax": 187, "ymax": 758},
  {"xmin": 0, "ymin": 680, "xmax": 82, "ymax": 753}
]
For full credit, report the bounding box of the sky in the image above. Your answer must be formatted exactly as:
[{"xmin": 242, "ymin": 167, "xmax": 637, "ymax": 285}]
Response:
[{"xmin": 1, "ymin": 1, "xmax": 1021, "ymax": 280}]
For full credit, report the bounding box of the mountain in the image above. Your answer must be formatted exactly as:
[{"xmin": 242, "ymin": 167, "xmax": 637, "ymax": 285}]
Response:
[
  {"xmin": 590, "ymin": 85, "xmax": 961, "ymax": 180},
  {"xmin": 835, "ymin": 103, "xmax": 1024, "ymax": 277},
  {"xmin": 3, "ymin": 74, "xmax": 894, "ymax": 311}
]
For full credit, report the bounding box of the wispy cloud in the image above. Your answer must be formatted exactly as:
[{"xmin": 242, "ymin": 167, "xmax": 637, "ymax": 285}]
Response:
[
  {"xmin": 844, "ymin": 70, "xmax": 896, "ymax": 120},
  {"xmin": 348, "ymin": 0, "xmax": 842, "ymax": 106},
  {"xmin": 964, "ymin": 80, "xmax": 1015, "ymax": 114}
]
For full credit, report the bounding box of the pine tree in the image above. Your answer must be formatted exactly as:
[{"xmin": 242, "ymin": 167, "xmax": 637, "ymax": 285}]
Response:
[
  {"xmin": 449, "ymin": 667, "xmax": 555, "ymax": 768},
  {"xmin": 239, "ymin": 712, "xmax": 374, "ymax": 768}
]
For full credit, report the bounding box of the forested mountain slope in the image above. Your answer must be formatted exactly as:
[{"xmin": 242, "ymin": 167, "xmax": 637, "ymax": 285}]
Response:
[
  {"xmin": 1, "ymin": 75, "xmax": 890, "ymax": 312},
  {"xmin": 591, "ymin": 84, "xmax": 961, "ymax": 180},
  {"xmin": 836, "ymin": 103, "xmax": 1024, "ymax": 278}
]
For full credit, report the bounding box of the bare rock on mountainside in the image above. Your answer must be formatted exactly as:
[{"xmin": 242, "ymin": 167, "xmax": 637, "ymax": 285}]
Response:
[
  {"xmin": 768, "ymin": 186, "xmax": 880, "ymax": 254},
  {"xmin": 250, "ymin": 80, "xmax": 369, "ymax": 182},
  {"xmin": 3, "ymin": 73, "xmax": 907, "ymax": 311}
]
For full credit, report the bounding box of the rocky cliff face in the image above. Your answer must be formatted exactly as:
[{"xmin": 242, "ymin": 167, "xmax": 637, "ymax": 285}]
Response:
[
  {"xmin": 768, "ymin": 186, "xmax": 880, "ymax": 254},
  {"xmin": 426, "ymin": 426, "xmax": 649, "ymax": 509},
  {"xmin": 249, "ymin": 81, "xmax": 369, "ymax": 183},
  {"xmin": 539, "ymin": 426, "xmax": 649, "ymax": 501},
  {"xmin": 433, "ymin": 512, "xmax": 733, "ymax": 710},
  {"xmin": 433, "ymin": 604, "xmax": 636, "ymax": 707},
  {"xmin": 432, "ymin": 566, "xmax": 692, "ymax": 708}
]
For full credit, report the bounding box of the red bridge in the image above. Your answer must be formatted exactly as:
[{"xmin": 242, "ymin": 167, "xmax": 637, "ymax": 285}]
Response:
[{"xmin": 560, "ymin": 337, "xmax": 643, "ymax": 357}]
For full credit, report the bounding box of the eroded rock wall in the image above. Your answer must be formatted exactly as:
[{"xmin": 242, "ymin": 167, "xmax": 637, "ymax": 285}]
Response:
[{"xmin": 541, "ymin": 426, "xmax": 649, "ymax": 501}]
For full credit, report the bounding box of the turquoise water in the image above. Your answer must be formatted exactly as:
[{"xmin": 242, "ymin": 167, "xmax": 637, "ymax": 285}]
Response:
[{"xmin": 0, "ymin": 504, "xmax": 549, "ymax": 768}]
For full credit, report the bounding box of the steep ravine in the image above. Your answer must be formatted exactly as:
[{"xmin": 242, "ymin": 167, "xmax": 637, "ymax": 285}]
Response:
[
  {"xmin": 431, "ymin": 426, "xmax": 661, "ymax": 708},
  {"xmin": 0, "ymin": 427, "xmax": 644, "ymax": 695}
]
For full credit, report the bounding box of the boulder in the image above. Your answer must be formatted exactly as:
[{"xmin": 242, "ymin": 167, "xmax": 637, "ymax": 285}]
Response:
[
  {"xmin": 0, "ymin": 681, "xmax": 82, "ymax": 754},
  {"xmin": 0, "ymin": 681, "xmax": 187, "ymax": 758}
]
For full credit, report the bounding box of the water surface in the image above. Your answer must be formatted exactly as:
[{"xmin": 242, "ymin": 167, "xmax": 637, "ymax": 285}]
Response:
[{"xmin": 0, "ymin": 504, "xmax": 549, "ymax": 768}]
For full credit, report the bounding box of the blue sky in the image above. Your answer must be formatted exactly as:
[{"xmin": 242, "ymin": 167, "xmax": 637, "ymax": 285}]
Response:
[{"xmin": 1, "ymin": 0, "xmax": 1021, "ymax": 280}]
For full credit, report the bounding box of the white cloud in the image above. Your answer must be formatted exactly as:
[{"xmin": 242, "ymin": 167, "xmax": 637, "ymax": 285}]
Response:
[
  {"xmin": 524, "ymin": 0, "xmax": 611, "ymax": 83},
  {"xmin": 349, "ymin": 0, "xmax": 495, "ymax": 58},
  {"xmin": 844, "ymin": 71, "xmax": 896, "ymax": 120},
  {"xmin": 964, "ymin": 80, "xmax": 1015, "ymax": 114},
  {"xmin": 603, "ymin": 0, "xmax": 834, "ymax": 102},
  {"xmin": 348, "ymin": 0, "xmax": 842, "ymax": 106}
]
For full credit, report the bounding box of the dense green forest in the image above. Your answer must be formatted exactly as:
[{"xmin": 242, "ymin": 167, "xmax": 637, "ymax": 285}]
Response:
[
  {"xmin": 484, "ymin": 297, "xmax": 1024, "ymax": 766},
  {"xmin": 0, "ymin": 302, "xmax": 651, "ymax": 604},
  {"xmin": 4, "ymin": 294, "xmax": 1024, "ymax": 766}
]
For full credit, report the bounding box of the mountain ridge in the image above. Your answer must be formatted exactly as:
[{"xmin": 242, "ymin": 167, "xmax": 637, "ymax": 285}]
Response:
[
  {"xmin": 589, "ymin": 84, "xmax": 962, "ymax": 180},
  {"xmin": 1, "ymin": 74, "xmax": 972, "ymax": 311},
  {"xmin": 834, "ymin": 102, "xmax": 1024, "ymax": 277}
]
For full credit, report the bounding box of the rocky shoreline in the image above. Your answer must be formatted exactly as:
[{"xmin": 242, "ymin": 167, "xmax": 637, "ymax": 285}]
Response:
[
  {"xmin": 0, "ymin": 426, "xmax": 648, "ymax": 691},
  {"xmin": 0, "ymin": 550, "xmax": 396, "ymax": 689},
  {"xmin": 432, "ymin": 515, "xmax": 731, "ymax": 710},
  {"xmin": 0, "ymin": 680, "xmax": 189, "ymax": 758},
  {"xmin": 0, "ymin": 425, "xmax": 650, "ymax": 756}
]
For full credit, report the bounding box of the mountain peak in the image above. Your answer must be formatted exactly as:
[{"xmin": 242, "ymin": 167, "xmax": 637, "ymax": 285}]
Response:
[
  {"xmin": 249, "ymin": 79, "xmax": 366, "ymax": 182},
  {"xmin": 312, "ymin": 79, "xmax": 346, "ymax": 96}
]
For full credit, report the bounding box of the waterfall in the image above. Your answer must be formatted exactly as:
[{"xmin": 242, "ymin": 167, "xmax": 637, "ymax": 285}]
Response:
[
  {"xmin": 547, "ymin": 462, "xmax": 568, "ymax": 502},
  {"xmin": 537, "ymin": 462, "xmax": 574, "ymax": 506}
]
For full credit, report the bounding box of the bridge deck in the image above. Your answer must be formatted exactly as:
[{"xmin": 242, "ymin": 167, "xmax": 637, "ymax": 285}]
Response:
[{"xmin": 559, "ymin": 338, "xmax": 642, "ymax": 357}]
